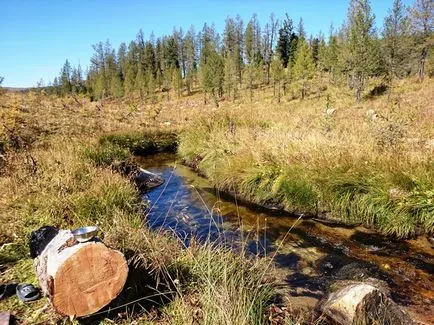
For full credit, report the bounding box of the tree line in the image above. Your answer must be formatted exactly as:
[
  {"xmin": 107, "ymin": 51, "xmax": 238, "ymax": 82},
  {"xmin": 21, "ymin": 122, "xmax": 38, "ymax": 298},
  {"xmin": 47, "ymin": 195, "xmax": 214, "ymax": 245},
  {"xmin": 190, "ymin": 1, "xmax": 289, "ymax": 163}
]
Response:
[{"xmin": 49, "ymin": 0, "xmax": 433, "ymax": 104}]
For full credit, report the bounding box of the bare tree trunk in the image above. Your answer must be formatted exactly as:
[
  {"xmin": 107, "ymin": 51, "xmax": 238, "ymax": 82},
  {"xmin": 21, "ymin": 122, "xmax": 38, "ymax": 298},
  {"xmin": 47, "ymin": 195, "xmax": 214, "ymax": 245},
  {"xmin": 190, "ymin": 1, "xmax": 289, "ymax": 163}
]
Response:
[
  {"xmin": 419, "ymin": 47, "xmax": 427, "ymax": 82},
  {"xmin": 211, "ymin": 89, "xmax": 219, "ymax": 108},
  {"xmin": 266, "ymin": 63, "xmax": 271, "ymax": 84},
  {"xmin": 249, "ymin": 79, "xmax": 253, "ymax": 102},
  {"xmin": 354, "ymin": 75, "xmax": 363, "ymax": 102},
  {"xmin": 187, "ymin": 81, "xmax": 191, "ymax": 96},
  {"xmin": 273, "ymin": 80, "xmax": 276, "ymax": 98},
  {"xmin": 277, "ymin": 81, "xmax": 281, "ymax": 103}
]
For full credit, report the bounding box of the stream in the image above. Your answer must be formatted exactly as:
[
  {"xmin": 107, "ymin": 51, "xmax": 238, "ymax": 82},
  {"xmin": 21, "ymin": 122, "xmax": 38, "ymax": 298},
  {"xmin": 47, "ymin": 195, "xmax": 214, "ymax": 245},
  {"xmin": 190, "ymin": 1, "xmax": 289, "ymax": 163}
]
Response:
[{"xmin": 137, "ymin": 153, "xmax": 434, "ymax": 323}]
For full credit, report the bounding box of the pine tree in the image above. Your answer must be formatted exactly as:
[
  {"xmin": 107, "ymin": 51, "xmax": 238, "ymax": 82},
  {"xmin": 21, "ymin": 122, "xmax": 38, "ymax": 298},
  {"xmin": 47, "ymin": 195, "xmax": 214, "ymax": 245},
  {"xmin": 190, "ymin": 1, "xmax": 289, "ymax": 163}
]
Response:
[
  {"xmin": 383, "ymin": 0, "xmax": 411, "ymax": 81},
  {"xmin": 245, "ymin": 19, "xmax": 255, "ymax": 63},
  {"xmin": 224, "ymin": 54, "xmax": 238, "ymax": 101},
  {"xmin": 117, "ymin": 42, "xmax": 127, "ymax": 83},
  {"xmin": 270, "ymin": 57, "xmax": 284, "ymax": 102},
  {"xmin": 318, "ymin": 25, "xmax": 341, "ymax": 82},
  {"xmin": 111, "ymin": 72, "xmax": 123, "ymax": 98},
  {"xmin": 277, "ymin": 14, "xmax": 298, "ymax": 67},
  {"xmin": 71, "ymin": 64, "xmax": 84, "ymax": 94},
  {"xmin": 173, "ymin": 68, "xmax": 183, "ymax": 98},
  {"xmin": 184, "ymin": 26, "xmax": 198, "ymax": 94},
  {"xmin": 310, "ymin": 36, "xmax": 320, "ymax": 64},
  {"xmin": 293, "ymin": 38, "xmax": 316, "ymax": 99},
  {"xmin": 175, "ymin": 28, "xmax": 187, "ymax": 78},
  {"xmin": 52, "ymin": 77, "xmax": 60, "ymax": 95},
  {"xmin": 162, "ymin": 67, "xmax": 172, "ymax": 101},
  {"xmin": 409, "ymin": 0, "xmax": 434, "ymax": 81},
  {"xmin": 146, "ymin": 71, "xmax": 157, "ymax": 103},
  {"xmin": 201, "ymin": 44, "xmax": 224, "ymax": 107},
  {"xmin": 155, "ymin": 38, "xmax": 165, "ymax": 90},
  {"xmin": 135, "ymin": 64, "xmax": 146, "ymax": 99},
  {"xmin": 344, "ymin": 0, "xmax": 380, "ymax": 101},
  {"xmin": 262, "ymin": 13, "xmax": 279, "ymax": 84},
  {"xmin": 297, "ymin": 18, "xmax": 306, "ymax": 40},
  {"xmin": 143, "ymin": 41, "xmax": 156, "ymax": 77},
  {"xmin": 245, "ymin": 62, "xmax": 260, "ymax": 102},
  {"xmin": 60, "ymin": 59, "xmax": 72, "ymax": 95},
  {"xmin": 164, "ymin": 36, "xmax": 180, "ymax": 70}
]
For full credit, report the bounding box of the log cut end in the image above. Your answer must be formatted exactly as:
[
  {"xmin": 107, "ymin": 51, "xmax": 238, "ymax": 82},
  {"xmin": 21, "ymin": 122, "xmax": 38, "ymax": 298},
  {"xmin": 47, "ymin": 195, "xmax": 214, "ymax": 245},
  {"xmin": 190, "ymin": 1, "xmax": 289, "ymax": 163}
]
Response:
[
  {"xmin": 35, "ymin": 230, "xmax": 128, "ymax": 317},
  {"xmin": 52, "ymin": 243, "xmax": 128, "ymax": 316}
]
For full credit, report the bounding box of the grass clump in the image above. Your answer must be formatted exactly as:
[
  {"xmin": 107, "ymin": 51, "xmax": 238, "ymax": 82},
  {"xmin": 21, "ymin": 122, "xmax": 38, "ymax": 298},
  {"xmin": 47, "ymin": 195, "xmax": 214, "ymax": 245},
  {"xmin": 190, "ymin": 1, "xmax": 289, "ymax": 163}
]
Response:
[
  {"xmin": 99, "ymin": 131, "xmax": 178, "ymax": 155},
  {"xmin": 84, "ymin": 142, "xmax": 131, "ymax": 166},
  {"xmin": 163, "ymin": 244, "xmax": 274, "ymax": 325}
]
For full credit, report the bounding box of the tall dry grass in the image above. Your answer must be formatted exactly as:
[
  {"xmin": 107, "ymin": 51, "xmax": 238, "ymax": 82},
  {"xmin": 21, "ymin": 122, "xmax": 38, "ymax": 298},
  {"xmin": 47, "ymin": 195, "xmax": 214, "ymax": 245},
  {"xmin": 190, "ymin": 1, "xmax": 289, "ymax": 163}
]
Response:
[
  {"xmin": 0, "ymin": 91, "xmax": 277, "ymax": 324},
  {"xmin": 178, "ymin": 78, "xmax": 434, "ymax": 237}
]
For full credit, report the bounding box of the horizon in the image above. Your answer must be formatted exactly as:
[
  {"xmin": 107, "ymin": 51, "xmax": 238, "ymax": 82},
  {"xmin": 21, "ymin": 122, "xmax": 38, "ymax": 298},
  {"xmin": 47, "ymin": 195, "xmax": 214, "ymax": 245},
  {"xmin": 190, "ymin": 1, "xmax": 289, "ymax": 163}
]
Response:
[{"xmin": 1, "ymin": 0, "xmax": 414, "ymax": 88}]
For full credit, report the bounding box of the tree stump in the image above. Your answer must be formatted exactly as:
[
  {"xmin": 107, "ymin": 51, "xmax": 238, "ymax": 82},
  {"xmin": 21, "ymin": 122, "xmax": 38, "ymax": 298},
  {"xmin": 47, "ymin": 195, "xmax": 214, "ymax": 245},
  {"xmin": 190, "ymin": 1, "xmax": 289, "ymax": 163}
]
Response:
[{"xmin": 34, "ymin": 230, "xmax": 128, "ymax": 317}]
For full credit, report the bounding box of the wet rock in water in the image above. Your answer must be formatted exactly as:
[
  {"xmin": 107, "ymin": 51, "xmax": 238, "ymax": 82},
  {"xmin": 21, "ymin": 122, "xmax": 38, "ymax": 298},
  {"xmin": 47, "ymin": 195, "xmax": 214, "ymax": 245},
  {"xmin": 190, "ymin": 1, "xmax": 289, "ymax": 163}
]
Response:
[
  {"xmin": 333, "ymin": 262, "xmax": 383, "ymax": 282},
  {"xmin": 320, "ymin": 281, "xmax": 415, "ymax": 325},
  {"xmin": 134, "ymin": 168, "xmax": 164, "ymax": 191},
  {"xmin": 119, "ymin": 162, "xmax": 165, "ymax": 192}
]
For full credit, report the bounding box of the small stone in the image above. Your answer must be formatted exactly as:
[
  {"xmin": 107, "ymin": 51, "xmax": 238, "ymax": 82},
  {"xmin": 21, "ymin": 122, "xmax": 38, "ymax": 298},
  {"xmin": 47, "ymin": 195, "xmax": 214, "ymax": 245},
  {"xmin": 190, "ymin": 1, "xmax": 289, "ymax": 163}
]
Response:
[{"xmin": 325, "ymin": 108, "xmax": 336, "ymax": 116}]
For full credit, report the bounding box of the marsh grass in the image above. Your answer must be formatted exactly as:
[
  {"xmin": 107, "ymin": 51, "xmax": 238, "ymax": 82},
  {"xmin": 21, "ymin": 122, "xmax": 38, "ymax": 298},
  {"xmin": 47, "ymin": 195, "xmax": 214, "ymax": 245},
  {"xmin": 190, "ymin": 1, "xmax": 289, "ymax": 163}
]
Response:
[
  {"xmin": 0, "ymin": 135, "xmax": 277, "ymax": 323},
  {"xmin": 0, "ymin": 77, "xmax": 432, "ymax": 323},
  {"xmin": 0, "ymin": 90, "xmax": 277, "ymax": 323},
  {"xmin": 162, "ymin": 243, "xmax": 274, "ymax": 325},
  {"xmin": 178, "ymin": 78, "xmax": 434, "ymax": 238}
]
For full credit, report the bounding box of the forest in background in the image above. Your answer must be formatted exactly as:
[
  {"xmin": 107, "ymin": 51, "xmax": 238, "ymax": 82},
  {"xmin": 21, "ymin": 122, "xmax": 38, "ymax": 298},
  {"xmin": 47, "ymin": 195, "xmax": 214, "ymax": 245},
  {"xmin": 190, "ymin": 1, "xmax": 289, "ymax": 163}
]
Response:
[
  {"xmin": 40, "ymin": 0, "xmax": 433, "ymax": 104},
  {"xmin": 1, "ymin": 0, "xmax": 434, "ymax": 323}
]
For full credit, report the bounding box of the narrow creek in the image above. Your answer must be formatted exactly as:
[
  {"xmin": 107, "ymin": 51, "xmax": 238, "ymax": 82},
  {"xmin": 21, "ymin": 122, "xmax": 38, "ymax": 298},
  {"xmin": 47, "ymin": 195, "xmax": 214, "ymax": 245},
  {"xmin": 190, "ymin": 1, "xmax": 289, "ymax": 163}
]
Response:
[{"xmin": 137, "ymin": 153, "xmax": 434, "ymax": 323}]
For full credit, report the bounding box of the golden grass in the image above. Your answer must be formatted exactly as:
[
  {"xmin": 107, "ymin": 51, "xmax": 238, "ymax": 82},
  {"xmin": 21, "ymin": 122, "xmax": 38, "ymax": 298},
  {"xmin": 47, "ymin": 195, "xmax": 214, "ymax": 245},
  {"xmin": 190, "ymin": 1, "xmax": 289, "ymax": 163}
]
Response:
[
  {"xmin": 178, "ymin": 78, "xmax": 434, "ymax": 237},
  {"xmin": 0, "ymin": 77, "xmax": 432, "ymax": 323},
  {"xmin": 0, "ymin": 89, "xmax": 276, "ymax": 323}
]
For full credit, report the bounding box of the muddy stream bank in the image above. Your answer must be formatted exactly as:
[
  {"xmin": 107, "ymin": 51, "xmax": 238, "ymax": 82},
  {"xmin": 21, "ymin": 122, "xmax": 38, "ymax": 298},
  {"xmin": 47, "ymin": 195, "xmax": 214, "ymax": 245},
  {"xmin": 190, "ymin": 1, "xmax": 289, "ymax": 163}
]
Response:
[{"xmin": 137, "ymin": 153, "xmax": 434, "ymax": 323}]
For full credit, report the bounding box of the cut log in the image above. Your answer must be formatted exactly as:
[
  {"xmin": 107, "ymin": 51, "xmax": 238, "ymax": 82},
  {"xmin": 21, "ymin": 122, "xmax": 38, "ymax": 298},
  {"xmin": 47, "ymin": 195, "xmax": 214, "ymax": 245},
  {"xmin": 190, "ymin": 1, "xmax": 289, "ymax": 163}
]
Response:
[
  {"xmin": 320, "ymin": 281, "xmax": 415, "ymax": 325},
  {"xmin": 34, "ymin": 230, "xmax": 128, "ymax": 317}
]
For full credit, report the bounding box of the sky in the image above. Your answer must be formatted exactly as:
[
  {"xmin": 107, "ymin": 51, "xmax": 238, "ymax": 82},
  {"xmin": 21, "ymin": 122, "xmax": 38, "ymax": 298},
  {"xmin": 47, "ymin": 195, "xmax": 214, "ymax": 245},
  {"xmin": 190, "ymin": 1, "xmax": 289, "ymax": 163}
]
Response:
[{"xmin": 0, "ymin": 0, "xmax": 414, "ymax": 88}]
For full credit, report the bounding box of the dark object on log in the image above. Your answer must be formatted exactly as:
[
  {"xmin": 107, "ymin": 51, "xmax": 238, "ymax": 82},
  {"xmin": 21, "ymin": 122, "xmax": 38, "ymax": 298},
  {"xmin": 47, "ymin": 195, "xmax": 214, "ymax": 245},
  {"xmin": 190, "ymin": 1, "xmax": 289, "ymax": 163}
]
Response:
[{"xmin": 29, "ymin": 226, "xmax": 59, "ymax": 258}]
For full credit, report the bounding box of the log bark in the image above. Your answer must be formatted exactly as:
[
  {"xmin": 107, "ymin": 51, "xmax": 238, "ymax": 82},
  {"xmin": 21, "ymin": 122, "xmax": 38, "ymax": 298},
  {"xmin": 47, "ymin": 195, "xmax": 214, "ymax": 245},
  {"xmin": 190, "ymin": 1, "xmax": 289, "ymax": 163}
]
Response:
[
  {"xmin": 320, "ymin": 282, "xmax": 415, "ymax": 325},
  {"xmin": 321, "ymin": 283, "xmax": 379, "ymax": 324},
  {"xmin": 34, "ymin": 230, "xmax": 128, "ymax": 317}
]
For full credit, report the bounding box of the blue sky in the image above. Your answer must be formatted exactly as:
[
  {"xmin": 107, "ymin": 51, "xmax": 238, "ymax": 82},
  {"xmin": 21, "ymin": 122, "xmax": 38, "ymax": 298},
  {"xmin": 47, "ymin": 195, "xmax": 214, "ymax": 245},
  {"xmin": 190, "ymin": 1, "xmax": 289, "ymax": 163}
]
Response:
[{"xmin": 1, "ymin": 0, "xmax": 414, "ymax": 87}]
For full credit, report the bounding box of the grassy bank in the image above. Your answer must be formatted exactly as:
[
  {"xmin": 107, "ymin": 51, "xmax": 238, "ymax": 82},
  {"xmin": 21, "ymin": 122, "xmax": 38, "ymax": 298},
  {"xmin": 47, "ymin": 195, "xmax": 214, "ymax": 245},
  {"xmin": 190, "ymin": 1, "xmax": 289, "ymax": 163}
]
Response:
[
  {"xmin": 0, "ymin": 92, "xmax": 277, "ymax": 324},
  {"xmin": 178, "ymin": 78, "xmax": 434, "ymax": 238}
]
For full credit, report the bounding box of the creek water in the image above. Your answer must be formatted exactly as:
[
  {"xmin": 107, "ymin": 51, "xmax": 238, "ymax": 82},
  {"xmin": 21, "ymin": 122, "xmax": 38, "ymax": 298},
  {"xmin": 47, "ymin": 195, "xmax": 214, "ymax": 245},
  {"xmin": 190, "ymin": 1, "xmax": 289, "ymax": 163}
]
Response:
[{"xmin": 137, "ymin": 153, "xmax": 434, "ymax": 323}]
